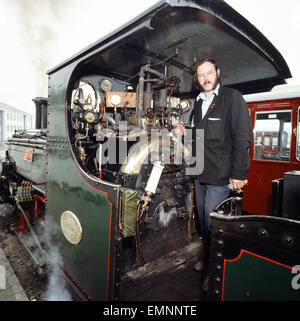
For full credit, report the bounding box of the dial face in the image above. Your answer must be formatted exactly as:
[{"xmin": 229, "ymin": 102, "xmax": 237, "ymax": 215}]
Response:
[
  {"xmin": 85, "ymin": 112, "xmax": 95, "ymax": 123},
  {"xmin": 180, "ymin": 101, "xmax": 188, "ymax": 109},
  {"xmin": 99, "ymin": 78, "xmax": 113, "ymax": 92},
  {"xmin": 110, "ymin": 94, "xmax": 121, "ymax": 106},
  {"xmin": 179, "ymin": 99, "xmax": 192, "ymax": 113},
  {"xmin": 71, "ymin": 80, "xmax": 99, "ymax": 110}
]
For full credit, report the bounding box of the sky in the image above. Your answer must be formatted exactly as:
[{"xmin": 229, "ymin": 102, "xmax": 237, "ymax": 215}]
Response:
[{"xmin": 0, "ymin": 0, "xmax": 299, "ymax": 115}]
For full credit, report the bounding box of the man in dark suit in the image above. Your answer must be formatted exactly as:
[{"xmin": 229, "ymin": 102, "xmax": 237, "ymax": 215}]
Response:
[{"xmin": 176, "ymin": 58, "xmax": 252, "ymax": 290}]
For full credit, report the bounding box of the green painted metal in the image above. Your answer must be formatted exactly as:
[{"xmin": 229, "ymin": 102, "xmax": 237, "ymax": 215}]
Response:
[
  {"xmin": 47, "ymin": 66, "xmax": 118, "ymax": 300},
  {"xmin": 7, "ymin": 143, "xmax": 47, "ymax": 184},
  {"xmin": 223, "ymin": 250, "xmax": 300, "ymax": 301}
]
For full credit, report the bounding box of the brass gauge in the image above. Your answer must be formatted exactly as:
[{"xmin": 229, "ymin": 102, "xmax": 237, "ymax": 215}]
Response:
[
  {"xmin": 71, "ymin": 80, "xmax": 100, "ymax": 111},
  {"xmin": 84, "ymin": 112, "xmax": 95, "ymax": 123},
  {"xmin": 179, "ymin": 99, "xmax": 192, "ymax": 113},
  {"xmin": 99, "ymin": 78, "xmax": 113, "ymax": 92}
]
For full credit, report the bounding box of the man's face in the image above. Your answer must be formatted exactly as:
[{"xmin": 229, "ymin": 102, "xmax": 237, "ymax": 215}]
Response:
[{"xmin": 196, "ymin": 61, "xmax": 220, "ymax": 95}]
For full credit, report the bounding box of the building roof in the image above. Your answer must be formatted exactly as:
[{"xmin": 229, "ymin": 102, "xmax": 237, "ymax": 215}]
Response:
[{"xmin": 0, "ymin": 101, "xmax": 32, "ymax": 116}]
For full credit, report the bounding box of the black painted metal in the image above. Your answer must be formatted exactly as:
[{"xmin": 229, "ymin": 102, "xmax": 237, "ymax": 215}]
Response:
[
  {"xmin": 32, "ymin": 97, "xmax": 48, "ymax": 130},
  {"xmin": 283, "ymin": 171, "xmax": 300, "ymax": 220},
  {"xmin": 207, "ymin": 212, "xmax": 300, "ymax": 300},
  {"xmin": 272, "ymin": 178, "xmax": 284, "ymax": 217}
]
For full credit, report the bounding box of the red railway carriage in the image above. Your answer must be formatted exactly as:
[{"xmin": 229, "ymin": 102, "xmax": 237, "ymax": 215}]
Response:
[
  {"xmin": 254, "ymin": 131, "xmax": 285, "ymax": 155},
  {"xmin": 242, "ymin": 84, "xmax": 300, "ymax": 216}
]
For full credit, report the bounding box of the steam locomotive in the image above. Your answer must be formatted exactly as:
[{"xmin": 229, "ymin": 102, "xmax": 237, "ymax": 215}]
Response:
[{"xmin": 1, "ymin": 0, "xmax": 300, "ymax": 301}]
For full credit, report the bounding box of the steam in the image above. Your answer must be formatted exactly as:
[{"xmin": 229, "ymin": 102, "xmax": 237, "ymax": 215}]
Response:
[
  {"xmin": 11, "ymin": 1, "xmax": 71, "ymax": 103},
  {"xmin": 18, "ymin": 215, "xmax": 72, "ymax": 301},
  {"xmin": 42, "ymin": 250, "xmax": 72, "ymax": 301},
  {"xmin": 40, "ymin": 216, "xmax": 72, "ymax": 301},
  {"xmin": 157, "ymin": 192, "xmax": 192, "ymax": 227},
  {"xmin": 158, "ymin": 206, "xmax": 177, "ymax": 227},
  {"xmin": 0, "ymin": 0, "xmax": 158, "ymax": 114},
  {"xmin": 0, "ymin": 0, "xmax": 81, "ymax": 114}
]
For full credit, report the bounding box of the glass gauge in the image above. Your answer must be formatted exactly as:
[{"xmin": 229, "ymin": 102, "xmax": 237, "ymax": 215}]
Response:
[
  {"xmin": 71, "ymin": 80, "xmax": 99, "ymax": 111},
  {"xmin": 110, "ymin": 94, "xmax": 121, "ymax": 106},
  {"xmin": 179, "ymin": 99, "xmax": 192, "ymax": 113}
]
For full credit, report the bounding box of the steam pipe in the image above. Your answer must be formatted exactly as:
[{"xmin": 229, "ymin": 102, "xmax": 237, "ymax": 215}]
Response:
[
  {"xmin": 136, "ymin": 65, "xmax": 168, "ymax": 127},
  {"xmin": 142, "ymin": 65, "xmax": 167, "ymax": 81},
  {"xmin": 7, "ymin": 138, "xmax": 47, "ymax": 144},
  {"xmin": 137, "ymin": 76, "xmax": 144, "ymax": 127},
  {"xmin": 102, "ymin": 114, "xmax": 116, "ymax": 127},
  {"xmin": 75, "ymin": 127, "xmax": 89, "ymax": 147}
]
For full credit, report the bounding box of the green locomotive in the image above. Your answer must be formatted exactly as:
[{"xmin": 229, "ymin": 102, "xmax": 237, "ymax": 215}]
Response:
[{"xmin": 1, "ymin": 0, "xmax": 299, "ymax": 301}]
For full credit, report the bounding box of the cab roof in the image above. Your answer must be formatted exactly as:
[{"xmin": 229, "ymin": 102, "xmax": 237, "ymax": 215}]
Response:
[{"xmin": 48, "ymin": 0, "xmax": 291, "ymax": 96}]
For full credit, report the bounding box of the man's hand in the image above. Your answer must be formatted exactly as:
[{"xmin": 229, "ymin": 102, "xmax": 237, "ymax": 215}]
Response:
[
  {"xmin": 174, "ymin": 121, "xmax": 186, "ymax": 136},
  {"xmin": 230, "ymin": 178, "xmax": 248, "ymax": 192}
]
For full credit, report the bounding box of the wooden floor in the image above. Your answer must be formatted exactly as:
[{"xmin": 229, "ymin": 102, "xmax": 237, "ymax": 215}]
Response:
[{"xmin": 120, "ymin": 239, "xmax": 204, "ymax": 301}]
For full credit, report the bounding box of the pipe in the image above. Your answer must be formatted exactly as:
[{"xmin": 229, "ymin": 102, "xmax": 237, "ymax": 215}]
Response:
[
  {"xmin": 13, "ymin": 229, "xmax": 42, "ymax": 266},
  {"xmin": 102, "ymin": 114, "xmax": 116, "ymax": 127},
  {"xmin": 137, "ymin": 76, "xmax": 145, "ymax": 126},
  {"xmin": 16, "ymin": 202, "xmax": 46, "ymax": 257},
  {"xmin": 7, "ymin": 138, "xmax": 47, "ymax": 144},
  {"xmin": 75, "ymin": 127, "xmax": 89, "ymax": 147},
  {"xmin": 32, "ymin": 184, "xmax": 46, "ymax": 196},
  {"xmin": 136, "ymin": 65, "xmax": 168, "ymax": 127}
]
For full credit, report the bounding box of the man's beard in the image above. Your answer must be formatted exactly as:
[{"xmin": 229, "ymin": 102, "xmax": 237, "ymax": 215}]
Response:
[{"xmin": 202, "ymin": 76, "xmax": 220, "ymax": 93}]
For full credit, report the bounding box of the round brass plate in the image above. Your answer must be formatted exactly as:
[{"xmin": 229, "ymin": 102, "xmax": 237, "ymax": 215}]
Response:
[{"xmin": 60, "ymin": 211, "xmax": 82, "ymax": 245}]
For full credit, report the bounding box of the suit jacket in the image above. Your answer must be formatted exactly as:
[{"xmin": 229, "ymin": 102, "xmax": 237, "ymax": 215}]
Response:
[{"xmin": 193, "ymin": 85, "xmax": 253, "ymax": 186}]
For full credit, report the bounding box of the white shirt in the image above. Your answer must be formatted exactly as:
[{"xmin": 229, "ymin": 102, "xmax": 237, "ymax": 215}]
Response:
[{"xmin": 196, "ymin": 83, "xmax": 220, "ymax": 119}]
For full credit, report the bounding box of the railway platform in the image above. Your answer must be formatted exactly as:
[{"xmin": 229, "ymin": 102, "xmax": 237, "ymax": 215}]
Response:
[{"xmin": 0, "ymin": 246, "xmax": 28, "ymax": 301}]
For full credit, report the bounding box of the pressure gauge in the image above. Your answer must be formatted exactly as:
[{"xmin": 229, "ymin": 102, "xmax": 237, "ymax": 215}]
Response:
[
  {"xmin": 179, "ymin": 99, "xmax": 192, "ymax": 113},
  {"xmin": 71, "ymin": 80, "xmax": 99, "ymax": 111},
  {"xmin": 110, "ymin": 94, "xmax": 122, "ymax": 106},
  {"xmin": 99, "ymin": 78, "xmax": 113, "ymax": 92}
]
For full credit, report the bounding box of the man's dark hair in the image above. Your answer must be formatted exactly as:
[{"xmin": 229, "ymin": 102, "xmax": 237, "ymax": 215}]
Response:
[{"xmin": 192, "ymin": 58, "xmax": 221, "ymax": 90}]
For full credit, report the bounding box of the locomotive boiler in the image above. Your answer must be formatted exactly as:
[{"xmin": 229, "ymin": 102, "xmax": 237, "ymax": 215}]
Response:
[
  {"xmin": 0, "ymin": 97, "xmax": 48, "ymax": 272},
  {"xmin": 1, "ymin": 0, "xmax": 299, "ymax": 301}
]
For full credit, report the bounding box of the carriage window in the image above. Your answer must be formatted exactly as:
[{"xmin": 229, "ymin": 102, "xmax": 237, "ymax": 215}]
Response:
[
  {"xmin": 254, "ymin": 110, "xmax": 291, "ymax": 161},
  {"xmin": 256, "ymin": 136, "xmax": 262, "ymax": 144},
  {"xmin": 264, "ymin": 136, "xmax": 270, "ymax": 146},
  {"xmin": 272, "ymin": 136, "xmax": 278, "ymax": 146},
  {"xmin": 297, "ymin": 107, "xmax": 300, "ymax": 161}
]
